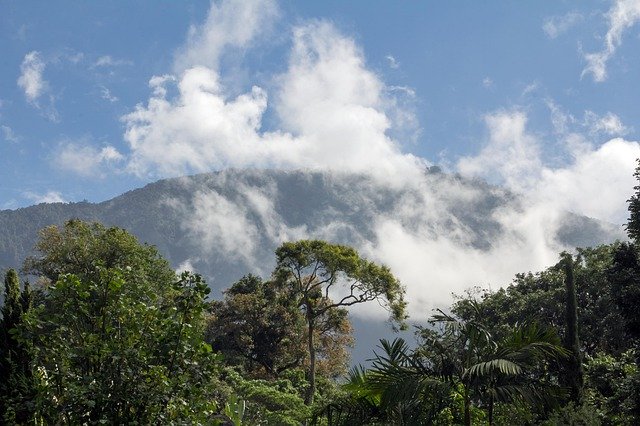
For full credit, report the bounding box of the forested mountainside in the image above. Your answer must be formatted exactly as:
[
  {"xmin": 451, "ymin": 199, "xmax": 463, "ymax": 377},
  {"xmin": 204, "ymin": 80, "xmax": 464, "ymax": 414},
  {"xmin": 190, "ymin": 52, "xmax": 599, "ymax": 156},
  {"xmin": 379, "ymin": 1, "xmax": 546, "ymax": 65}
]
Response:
[{"xmin": 0, "ymin": 168, "xmax": 624, "ymax": 291}]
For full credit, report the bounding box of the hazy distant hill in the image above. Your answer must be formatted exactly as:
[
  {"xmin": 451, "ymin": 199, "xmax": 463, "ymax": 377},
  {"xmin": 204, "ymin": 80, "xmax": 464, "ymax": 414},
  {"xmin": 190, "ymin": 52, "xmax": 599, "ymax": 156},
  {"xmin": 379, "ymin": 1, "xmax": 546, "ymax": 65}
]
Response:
[
  {"xmin": 0, "ymin": 168, "xmax": 625, "ymax": 361},
  {"xmin": 0, "ymin": 168, "xmax": 623, "ymax": 282}
]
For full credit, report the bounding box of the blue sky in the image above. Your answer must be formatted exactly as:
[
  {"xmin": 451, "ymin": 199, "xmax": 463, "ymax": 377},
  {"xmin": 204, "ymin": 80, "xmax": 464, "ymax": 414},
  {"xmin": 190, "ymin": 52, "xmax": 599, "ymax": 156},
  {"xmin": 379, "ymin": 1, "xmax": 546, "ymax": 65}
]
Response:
[{"xmin": 1, "ymin": 0, "xmax": 640, "ymax": 226}]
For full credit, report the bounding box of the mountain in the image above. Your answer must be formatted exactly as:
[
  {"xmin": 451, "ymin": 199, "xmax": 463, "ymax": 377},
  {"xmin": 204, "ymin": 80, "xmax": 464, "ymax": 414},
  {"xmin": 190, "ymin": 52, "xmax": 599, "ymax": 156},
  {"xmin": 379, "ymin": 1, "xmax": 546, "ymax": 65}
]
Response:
[{"xmin": 0, "ymin": 168, "xmax": 625, "ymax": 361}]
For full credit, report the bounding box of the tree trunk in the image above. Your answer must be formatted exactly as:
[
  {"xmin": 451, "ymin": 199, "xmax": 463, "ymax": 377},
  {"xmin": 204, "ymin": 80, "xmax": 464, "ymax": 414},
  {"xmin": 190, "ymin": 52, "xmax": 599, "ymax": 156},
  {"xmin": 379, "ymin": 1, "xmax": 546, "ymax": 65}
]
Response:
[
  {"xmin": 305, "ymin": 314, "xmax": 316, "ymax": 405},
  {"xmin": 488, "ymin": 394, "xmax": 494, "ymax": 426},
  {"xmin": 463, "ymin": 386, "xmax": 471, "ymax": 426}
]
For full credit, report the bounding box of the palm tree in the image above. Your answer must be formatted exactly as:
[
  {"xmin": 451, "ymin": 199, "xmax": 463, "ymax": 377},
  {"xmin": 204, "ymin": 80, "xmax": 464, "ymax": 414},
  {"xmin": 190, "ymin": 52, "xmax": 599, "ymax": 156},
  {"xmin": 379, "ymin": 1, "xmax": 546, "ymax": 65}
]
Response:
[
  {"xmin": 318, "ymin": 303, "xmax": 567, "ymax": 426},
  {"xmin": 420, "ymin": 305, "xmax": 568, "ymax": 425}
]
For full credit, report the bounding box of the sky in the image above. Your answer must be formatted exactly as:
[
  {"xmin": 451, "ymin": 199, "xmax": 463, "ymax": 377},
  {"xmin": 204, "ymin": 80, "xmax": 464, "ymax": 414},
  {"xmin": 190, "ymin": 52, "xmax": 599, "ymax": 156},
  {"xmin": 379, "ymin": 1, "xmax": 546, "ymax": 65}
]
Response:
[
  {"xmin": 3, "ymin": 0, "xmax": 640, "ymax": 316},
  {"xmin": 1, "ymin": 0, "xmax": 639, "ymax": 221}
]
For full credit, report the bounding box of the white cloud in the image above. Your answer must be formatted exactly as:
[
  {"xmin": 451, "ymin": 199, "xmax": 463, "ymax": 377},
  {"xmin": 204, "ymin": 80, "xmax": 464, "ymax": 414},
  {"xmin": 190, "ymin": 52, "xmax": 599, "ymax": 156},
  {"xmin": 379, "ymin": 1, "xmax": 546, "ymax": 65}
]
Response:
[
  {"xmin": 543, "ymin": 12, "xmax": 583, "ymax": 39},
  {"xmin": 386, "ymin": 55, "xmax": 399, "ymax": 69},
  {"xmin": 174, "ymin": 0, "xmax": 279, "ymax": 72},
  {"xmin": 23, "ymin": 190, "xmax": 66, "ymax": 204},
  {"xmin": 115, "ymin": 0, "xmax": 632, "ymax": 320},
  {"xmin": 583, "ymin": 110, "xmax": 629, "ymax": 136},
  {"xmin": 482, "ymin": 77, "xmax": 493, "ymax": 88},
  {"xmin": 93, "ymin": 55, "xmax": 132, "ymax": 68},
  {"xmin": 123, "ymin": 15, "xmax": 424, "ymax": 185},
  {"xmin": 1, "ymin": 125, "xmax": 19, "ymax": 143},
  {"xmin": 100, "ymin": 86, "xmax": 119, "ymax": 103},
  {"xmin": 582, "ymin": 0, "xmax": 640, "ymax": 82},
  {"xmin": 17, "ymin": 51, "xmax": 47, "ymax": 104},
  {"xmin": 458, "ymin": 111, "xmax": 542, "ymax": 193},
  {"xmin": 183, "ymin": 189, "xmax": 262, "ymax": 265},
  {"xmin": 54, "ymin": 141, "xmax": 124, "ymax": 177},
  {"xmin": 458, "ymin": 108, "xmax": 640, "ymax": 225}
]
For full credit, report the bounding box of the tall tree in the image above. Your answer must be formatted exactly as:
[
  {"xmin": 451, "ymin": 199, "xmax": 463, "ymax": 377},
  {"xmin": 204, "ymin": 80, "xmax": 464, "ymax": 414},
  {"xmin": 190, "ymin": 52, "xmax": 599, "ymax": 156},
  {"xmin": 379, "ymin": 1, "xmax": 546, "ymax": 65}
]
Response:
[
  {"xmin": 274, "ymin": 240, "xmax": 407, "ymax": 405},
  {"xmin": 560, "ymin": 253, "xmax": 584, "ymax": 404}
]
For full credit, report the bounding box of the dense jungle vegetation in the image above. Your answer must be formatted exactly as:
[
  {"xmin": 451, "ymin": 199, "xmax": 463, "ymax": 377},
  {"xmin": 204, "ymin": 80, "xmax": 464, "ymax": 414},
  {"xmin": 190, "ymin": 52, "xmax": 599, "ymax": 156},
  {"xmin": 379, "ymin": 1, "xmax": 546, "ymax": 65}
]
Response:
[{"xmin": 1, "ymin": 163, "xmax": 640, "ymax": 425}]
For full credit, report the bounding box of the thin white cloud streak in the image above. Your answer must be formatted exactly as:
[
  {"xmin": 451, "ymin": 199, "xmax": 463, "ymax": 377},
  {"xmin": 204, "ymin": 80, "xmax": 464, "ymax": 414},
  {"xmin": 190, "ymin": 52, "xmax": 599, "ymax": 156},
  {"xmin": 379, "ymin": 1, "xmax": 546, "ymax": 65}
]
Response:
[
  {"xmin": 386, "ymin": 55, "xmax": 399, "ymax": 69},
  {"xmin": 100, "ymin": 86, "xmax": 119, "ymax": 103},
  {"xmin": 23, "ymin": 190, "xmax": 66, "ymax": 204},
  {"xmin": 1, "ymin": 125, "xmax": 19, "ymax": 143},
  {"xmin": 584, "ymin": 110, "xmax": 629, "ymax": 136},
  {"xmin": 582, "ymin": 0, "xmax": 640, "ymax": 82},
  {"xmin": 174, "ymin": 0, "xmax": 279, "ymax": 72},
  {"xmin": 543, "ymin": 12, "xmax": 583, "ymax": 39},
  {"xmin": 93, "ymin": 55, "xmax": 132, "ymax": 68},
  {"xmin": 17, "ymin": 51, "xmax": 47, "ymax": 104},
  {"xmin": 17, "ymin": 51, "xmax": 58, "ymax": 121},
  {"xmin": 54, "ymin": 141, "xmax": 124, "ymax": 178}
]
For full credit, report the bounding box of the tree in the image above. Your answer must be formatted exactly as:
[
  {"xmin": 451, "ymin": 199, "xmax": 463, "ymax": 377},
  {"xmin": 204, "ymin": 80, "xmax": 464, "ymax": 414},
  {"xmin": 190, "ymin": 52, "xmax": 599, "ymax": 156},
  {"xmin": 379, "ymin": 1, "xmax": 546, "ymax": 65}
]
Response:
[
  {"xmin": 207, "ymin": 274, "xmax": 307, "ymax": 378},
  {"xmin": 23, "ymin": 219, "xmax": 175, "ymax": 294},
  {"xmin": 418, "ymin": 306, "xmax": 567, "ymax": 426},
  {"xmin": 560, "ymin": 253, "xmax": 584, "ymax": 404},
  {"xmin": 13, "ymin": 220, "xmax": 221, "ymax": 423},
  {"xmin": 0, "ymin": 269, "xmax": 34, "ymax": 423},
  {"xmin": 317, "ymin": 314, "xmax": 567, "ymax": 426},
  {"xmin": 274, "ymin": 240, "xmax": 407, "ymax": 405},
  {"xmin": 626, "ymin": 159, "xmax": 640, "ymax": 244}
]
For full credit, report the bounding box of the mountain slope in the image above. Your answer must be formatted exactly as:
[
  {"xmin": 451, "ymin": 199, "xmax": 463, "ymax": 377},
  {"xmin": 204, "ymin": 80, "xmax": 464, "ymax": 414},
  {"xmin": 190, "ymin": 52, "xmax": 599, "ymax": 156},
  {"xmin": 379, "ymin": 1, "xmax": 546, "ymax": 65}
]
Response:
[{"xmin": 0, "ymin": 168, "xmax": 625, "ymax": 363}]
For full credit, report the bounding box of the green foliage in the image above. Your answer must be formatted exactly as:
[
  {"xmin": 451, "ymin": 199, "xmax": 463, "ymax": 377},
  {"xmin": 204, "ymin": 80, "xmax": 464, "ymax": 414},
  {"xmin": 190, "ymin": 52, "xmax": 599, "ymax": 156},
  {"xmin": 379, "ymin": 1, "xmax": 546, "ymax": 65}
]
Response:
[
  {"xmin": 17, "ymin": 269, "xmax": 220, "ymax": 423},
  {"xmin": 9, "ymin": 220, "xmax": 222, "ymax": 423},
  {"xmin": 0, "ymin": 269, "xmax": 35, "ymax": 423},
  {"xmin": 23, "ymin": 219, "xmax": 175, "ymax": 294},
  {"xmin": 584, "ymin": 351, "xmax": 637, "ymax": 425},
  {"xmin": 419, "ymin": 307, "xmax": 567, "ymax": 426},
  {"xmin": 626, "ymin": 158, "xmax": 640, "ymax": 244},
  {"xmin": 275, "ymin": 240, "xmax": 407, "ymax": 329},
  {"xmin": 453, "ymin": 244, "xmax": 629, "ymax": 357},
  {"xmin": 540, "ymin": 401, "xmax": 602, "ymax": 426},
  {"xmin": 207, "ymin": 274, "xmax": 307, "ymax": 378},
  {"xmin": 223, "ymin": 368, "xmax": 311, "ymax": 425}
]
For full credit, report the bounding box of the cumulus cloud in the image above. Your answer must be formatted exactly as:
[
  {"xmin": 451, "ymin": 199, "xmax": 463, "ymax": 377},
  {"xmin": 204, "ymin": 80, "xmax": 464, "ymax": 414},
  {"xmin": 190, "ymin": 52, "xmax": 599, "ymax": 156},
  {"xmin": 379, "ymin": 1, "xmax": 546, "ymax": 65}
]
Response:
[
  {"xmin": 543, "ymin": 12, "xmax": 583, "ymax": 39},
  {"xmin": 23, "ymin": 190, "xmax": 66, "ymax": 204},
  {"xmin": 123, "ymin": 7, "xmax": 424, "ymax": 185},
  {"xmin": 17, "ymin": 51, "xmax": 47, "ymax": 104},
  {"xmin": 582, "ymin": 0, "xmax": 640, "ymax": 82},
  {"xmin": 54, "ymin": 141, "xmax": 124, "ymax": 177},
  {"xmin": 174, "ymin": 0, "xmax": 279, "ymax": 71},
  {"xmin": 458, "ymin": 111, "xmax": 542, "ymax": 193}
]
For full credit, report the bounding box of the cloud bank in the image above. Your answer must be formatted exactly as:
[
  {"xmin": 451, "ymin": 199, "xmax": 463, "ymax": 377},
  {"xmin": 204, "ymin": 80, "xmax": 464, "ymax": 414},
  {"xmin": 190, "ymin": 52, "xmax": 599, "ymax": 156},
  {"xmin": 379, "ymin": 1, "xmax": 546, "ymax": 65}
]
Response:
[{"xmin": 117, "ymin": 0, "xmax": 637, "ymax": 319}]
